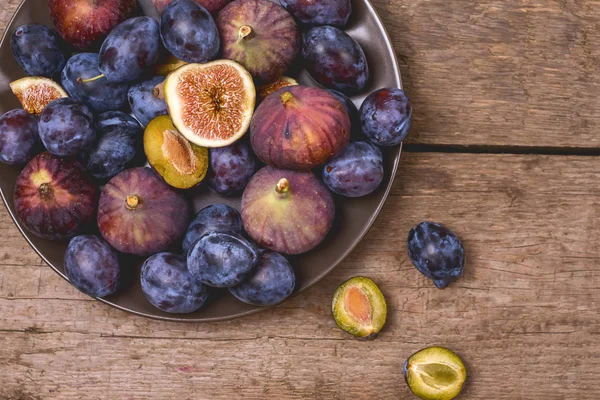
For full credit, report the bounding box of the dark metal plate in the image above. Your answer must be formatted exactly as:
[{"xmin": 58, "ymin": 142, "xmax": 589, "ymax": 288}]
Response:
[{"xmin": 0, "ymin": 0, "xmax": 402, "ymax": 321}]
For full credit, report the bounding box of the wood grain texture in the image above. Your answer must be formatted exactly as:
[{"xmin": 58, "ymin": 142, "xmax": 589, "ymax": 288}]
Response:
[
  {"xmin": 1, "ymin": 152, "xmax": 599, "ymax": 399},
  {"xmin": 370, "ymin": 0, "xmax": 600, "ymax": 148}
]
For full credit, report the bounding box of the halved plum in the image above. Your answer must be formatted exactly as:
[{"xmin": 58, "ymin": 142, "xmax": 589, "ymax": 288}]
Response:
[
  {"xmin": 404, "ymin": 346, "xmax": 467, "ymax": 400},
  {"xmin": 332, "ymin": 276, "xmax": 387, "ymax": 338},
  {"xmin": 241, "ymin": 166, "xmax": 334, "ymax": 254},
  {"xmin": 144, "ymin": 115, "xmax": 208, "ymax": 189},
  {"xmin": 14, "ymin": 152, "xmax": 98, "ymax": 240},
  {"xmin": 97, "ymin": 167, "xmax": 191, "ymax": 256}
]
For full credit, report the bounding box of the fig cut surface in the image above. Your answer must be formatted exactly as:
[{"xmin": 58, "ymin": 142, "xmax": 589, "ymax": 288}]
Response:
[{"xmin": 164, "ymin": 60, "xmax": 255, "ymax": 148}]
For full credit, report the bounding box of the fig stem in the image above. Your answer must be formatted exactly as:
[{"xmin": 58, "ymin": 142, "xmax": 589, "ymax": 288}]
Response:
[
  {"xmin": 238, "ymin": 25, "xmax": 254, "ymax": 41},
  {"xmin": 125, "ymin": 195, "xmax": 140, "ymax": 210},
  {"xmin": 280, "ymin": 91, "xmax": 294, "ymax": 105},
  {"xmin": 38, "ymin": 183, "xmax": 53, "ymax": 200},
  {"xmin": 276, "ymin": 178, "xmax": 289, "ymax": 194},
  {"xmin": 78, "ymin": 74, "xmax": 104, "ymax": 83}
]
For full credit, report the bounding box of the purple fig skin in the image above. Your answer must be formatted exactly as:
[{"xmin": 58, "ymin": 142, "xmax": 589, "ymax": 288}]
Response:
[
  {"xmin": 250, "ymin": 85, "xmax": 350, "ymax": 170},
  {"xmin": 216, "ymin": 0, "xmax": 301, "ymax": 82},
  {"xmin": 97, "ymin": 167, "xmax": 191, "ymax": 256},
  {"xmin": 241, "ymin": 166, "xmax": 335, "ymax": 255},
  {"xmin": 14, "ymin": 152, "xmax": 98, "ymax": 241}
]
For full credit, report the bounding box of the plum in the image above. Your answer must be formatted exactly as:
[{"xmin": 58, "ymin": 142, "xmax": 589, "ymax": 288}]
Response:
[
  {"xmin": 96, "ymin": 111, "xmax": 141, "ymax": 131},
  {"xmin": 250, "ymin": 85, "xmax": 350, "ymax": 170},
  {"xmin": 141, "ymin": 252, "xmax": 209, "ymax": 313},
  {"xmin": 241, "ymin": 166, "xmax": 335, "ymax": 254},
  {"xmin": 229, "ymin": 251, "xmax": 295, "ymax": 306},
  {"xmin": 187, "ymin": 231, "xmax": 258, "ymax": 287},
  {"xmin": 360, "ymin": 88, "xmax": 412, "ymax": 146},
  {"xmin": 407, "ymin": 222, "xmax": 465, "ymax": 289},
  {"xmin": 280, "ymin": 0, "xmax": 351, "ymax": 27},
  {"xmin": 128, "ymin": 77, "xmax": 168, "ymax": 127},
  {"xmin": 332, "ymin": 276, "xmax": 387, "ymax": 338},
  {"xmin": 10, "ymin": 24, "xmax": 67, "ymax": 77},
  {"xmin": 98, "ymin": 17, "xmax": 161, "ymax": 83},
  {"xmin": 303, "ymin": 26, "xmax": 369, "ymax": 94},
  {"xmin": 182, "ymin": 204, "xmax": 243, "ymax": 254},
  {"xmin": 322, "ymin": 141, "xmax": 384, "ymax": 197},
  {"xmin": 64, "ymin": 234, "xmax": 120, "ymax": 297},
  {"xmin": 14, "ymin": 152, "xmax": 98, "ymax": 240},
  {"xmin": 207, "ymin": 140, "xmax": 257, "ymax": 196},
  {"xmin": 217, "ymin": 0, "xmax": 300, "ymax": 82},
  {"xmin": 61, "ymin": 53, "xmax": 130, "ymax": 112},
  {"xmin": 153, "ymin": 0, "xmax": 231, "ymax": 14},
  {"xmin": 84, "ymin": 122, "xmax": 142, "ymax": 180},
  {"xmin": 97, "ymin": 167, "xmax": 191, "ymax": 256},
  {"xmin": 144, "ymin": 115, "xmax": 208, "ymax": 189},
  {"xmin": 0, "ymin": 109, "xmax": 40, "ymax": 165},
  {"xmin": 328, "ymin": 89, "xmax": 361, "ymax": 135},
  {"xmin": 160, "ymin": 0, "xmax": 220, "ymax": 63},
  {"xmin": 404, "ymin": 347, "xmax": 467, "ymax": 400},
  {"xmin": 38, "ymin": 98, "xmax": 96, "ymax": 157}
]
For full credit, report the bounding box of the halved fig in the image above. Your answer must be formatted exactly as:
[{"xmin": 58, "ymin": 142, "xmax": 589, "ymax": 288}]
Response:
[
  {"xmin": 241, "ymin": 166, "xmax": 334, "ymax": 254},
  {"xmin": 152, "ymin": 53, "xmax": 188, "ymax": 76},
  {"xmin": 404, "ymin": 346, "xmax": 467, "ymax": 400},
  {"xmin": 10, "ymin": 77, "xmax": 68, "ymax": 115},
  {"xmin": 164, "ymin": 60, "xmax": 255, "ymax": 148},
  {"xmin": 144, "ymin": 115, "xmax": 209, "ymax": 189},
  {"xmin": 332, "ymin": 276, "xmax": 387, "ymax": 338},
  {"xmin": 257, "ymin": 76, "xmax": 298, "ymax": 102}
]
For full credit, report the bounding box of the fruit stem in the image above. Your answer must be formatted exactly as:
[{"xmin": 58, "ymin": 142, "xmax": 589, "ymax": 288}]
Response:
[
  {"xmin": 125, "ymin": 195, "xmax": 140, "ymax": 210},
  {"xmin": 238, "ymin": 25, "xmax": 254, "ymax": 41},
  {"xmin": 275, "ymin": 178, "xmax": 289, "ymax": 194},
  {"xmin": 280, "ymin": 91, "xmax": 294, "ymax": 105},
  {"xmin": 78, "ymin": 74, "xmax": 104, "ymax": 83},
  {"xmin": 38, "ymin": 183, "xmax": 53, "ymax": 200},
  {"xmin": 153, "ymin": 81, "xmax": 166, "ymax": 100}
]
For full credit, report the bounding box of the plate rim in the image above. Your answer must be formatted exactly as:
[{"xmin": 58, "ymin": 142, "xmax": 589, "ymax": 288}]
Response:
[{"xmin": 0, "ymin": 0, "xmax": 403, "ymax": 322}]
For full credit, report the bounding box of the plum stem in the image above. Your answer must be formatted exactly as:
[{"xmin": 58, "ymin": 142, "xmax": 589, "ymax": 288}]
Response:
[
  {"xmin": 153, "ymin": 81, "xmax": 165, "ymax": 99},
  {"xmin": 238, "ymin": 25, "xmax": 254, "ymax": 41},
  {"xmin": 280, "ymin": 91, "xmax": 295, "ymax": 105},
  {"xmin": 38, "ymin": 183, "xmax": 53, "ymax": 200},
  {"xmin": 276, "ymin": 178, "xmax": 289, "ymax": 194},
  {"xmin": 125, "ymin": 195, "xmax": 140, "ymax": 210},
  {"xmin": 78, "ymin": 74, "xmax": 104, "ymax": 83}
]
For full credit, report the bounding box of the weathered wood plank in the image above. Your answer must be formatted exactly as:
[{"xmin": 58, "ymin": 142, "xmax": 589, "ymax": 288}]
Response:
[
  {"xmin": 1, "ymin": 152, "xmax": 599, "ymax": 399},
  {"xmin": 371, "ymin": 0, "xmax": 600, "ymax": 148}
]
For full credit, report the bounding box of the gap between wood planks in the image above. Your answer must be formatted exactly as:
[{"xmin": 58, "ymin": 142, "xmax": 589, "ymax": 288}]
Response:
[{"xmin": 404, "ymin": 143, "xmax": 600, "ymax": 156}]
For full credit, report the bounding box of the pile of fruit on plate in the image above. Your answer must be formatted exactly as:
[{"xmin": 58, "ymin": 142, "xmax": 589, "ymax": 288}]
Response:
[{"xmin": 1, "ymin": 0, "xmax": 411, "ymax": 312}]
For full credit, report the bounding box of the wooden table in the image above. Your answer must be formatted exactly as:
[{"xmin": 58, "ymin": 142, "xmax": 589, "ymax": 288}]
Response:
[{"xmin": 1, "ymin": 1, "xmax": 599, "ymax": 398}]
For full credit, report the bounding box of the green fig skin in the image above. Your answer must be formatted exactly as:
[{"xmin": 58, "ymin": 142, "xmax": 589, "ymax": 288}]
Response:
[{"xmin": 241, "ymin": 166, "xmax": 335, "ymax": 255}]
